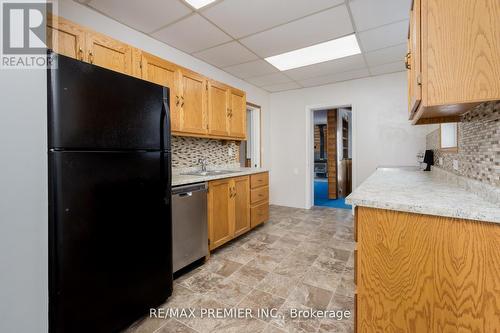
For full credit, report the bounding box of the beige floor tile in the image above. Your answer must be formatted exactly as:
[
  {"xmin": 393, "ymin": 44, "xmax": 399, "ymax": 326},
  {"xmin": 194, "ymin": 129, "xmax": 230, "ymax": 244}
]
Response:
[
  {"xmin": 161, "ymin": 284, "xmax": 200, "ymax": 309},
  {"xmin": 312, "ymin": 255, "xmax": 346, "ymax": 274},
  {"xmin": 205, "ymin": 278, "xmax": 252, "ymax": 307},
  {"xmin": 255, "ymin": 272, "xmax": 298, "ymax": 299},
  {"xmin": 238, "ymin": 289, "xmax": 286, "ymax": 322},
  {"xmin": 203, "ymin": 258, "xmax": 242, "ymax": 277},
  {"xmin": 221, "ymin": 248, "xmax": 257, "ymax": 265},
  {"xmin": 231, "ymin": 264, "xmax": 269, "ymax": 286},
  {"xmin": 180, "ymin": 270, "xmax": 225, "ymax": 294},
  {"xmin": 156, "ymin": 319, "xmax": 197, "ymax": 333},
  {"xmin": 287, "ymin": 283, "xmax": 333, "ymax": 310},
  {"xmin": 302, "ymin": 266, "xmax": 341, "ymax": 292}
]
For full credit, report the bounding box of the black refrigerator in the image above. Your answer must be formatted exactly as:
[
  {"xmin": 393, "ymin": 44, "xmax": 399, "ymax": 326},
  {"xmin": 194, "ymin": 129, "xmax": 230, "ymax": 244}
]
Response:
[{"xmin": 48, "ymin": 53, "xmax": 172, "ymax": 333}]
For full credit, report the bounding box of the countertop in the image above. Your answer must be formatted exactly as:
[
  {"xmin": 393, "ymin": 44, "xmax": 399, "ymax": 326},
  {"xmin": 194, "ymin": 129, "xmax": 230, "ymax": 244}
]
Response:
[
  {"xmin": 172, "ymin": 167, "xmax": 268, "ymax": 187},
  {"xmin": 346, "ymin": 167, "xmax": 500, "ymax": 223}
]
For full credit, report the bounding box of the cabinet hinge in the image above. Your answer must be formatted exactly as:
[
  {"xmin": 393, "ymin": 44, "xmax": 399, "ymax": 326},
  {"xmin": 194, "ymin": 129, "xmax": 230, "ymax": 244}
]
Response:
[
  {"xmin": 417, "ymin": 74, "xmax": 422, "ymax": 85},
  {"xmin": 208, "ymin": 239, "xmax": 211, "ymax": 246}
]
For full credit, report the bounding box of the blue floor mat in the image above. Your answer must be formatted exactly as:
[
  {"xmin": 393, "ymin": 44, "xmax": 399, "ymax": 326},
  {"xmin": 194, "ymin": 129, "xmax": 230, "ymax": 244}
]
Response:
[{"xmin": 314, "ymin": 180, "xmax": 352, "ymax": 209}]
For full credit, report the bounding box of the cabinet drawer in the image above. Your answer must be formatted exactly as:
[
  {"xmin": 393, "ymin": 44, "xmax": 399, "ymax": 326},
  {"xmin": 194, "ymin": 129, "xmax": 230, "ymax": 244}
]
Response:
[
  {"xmin": 250, "ymin": 172, "xmax": 268, "ymax": 189},
  {"xmin": 251, "ymin": 202, "xmax": 269, "ymax": 228},
  {"xmin": 251, "ymin": 186, "xmax": 269, "ymax": 204}
]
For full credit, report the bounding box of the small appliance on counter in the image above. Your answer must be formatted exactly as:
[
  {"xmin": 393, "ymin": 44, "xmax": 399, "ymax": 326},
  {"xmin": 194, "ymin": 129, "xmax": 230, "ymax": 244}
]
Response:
[{"xmin": 417, "ymin": 150, "xmax": 434, "ymax": 171}]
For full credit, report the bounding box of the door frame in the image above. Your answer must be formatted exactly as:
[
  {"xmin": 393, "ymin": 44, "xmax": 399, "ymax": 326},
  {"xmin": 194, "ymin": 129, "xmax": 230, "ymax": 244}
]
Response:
[
  {"xmin": 246, "ymin": 102, "xmax": 262, "ymax": 168},
  {"xmin": 306, "ymin": 103, "xmax": 355, "ymax": 209}
]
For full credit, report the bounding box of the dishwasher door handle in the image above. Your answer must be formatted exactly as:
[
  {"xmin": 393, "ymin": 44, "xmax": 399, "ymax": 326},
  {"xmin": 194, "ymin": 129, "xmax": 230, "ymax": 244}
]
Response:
[{"xmin": 178, "ymin": 192, "xmax": 193, "ymax": 197}]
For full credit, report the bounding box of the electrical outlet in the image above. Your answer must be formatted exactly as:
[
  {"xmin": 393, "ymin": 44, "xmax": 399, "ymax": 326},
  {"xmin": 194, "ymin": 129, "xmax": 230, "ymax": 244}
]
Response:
[
  {"xmin": 439, "ymin": 157, "xmax": 443, "ymax": 166},
  {"xmin": 453, "ymin": 160, "xmax": 459, "ymax": 170}
]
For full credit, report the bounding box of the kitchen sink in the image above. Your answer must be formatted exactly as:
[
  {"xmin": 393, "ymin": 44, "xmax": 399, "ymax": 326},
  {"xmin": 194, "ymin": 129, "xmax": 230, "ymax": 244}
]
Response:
[{"xmin": 180, "ymin": 170, "xmax": 241, "ymax": 176}]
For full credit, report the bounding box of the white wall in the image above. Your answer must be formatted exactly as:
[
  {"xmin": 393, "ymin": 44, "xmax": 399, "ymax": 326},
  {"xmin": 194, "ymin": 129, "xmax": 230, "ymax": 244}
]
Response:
[
  {"xmin": 57, "ymin": 0, "xmax": 271, "ymax": 168},
  {"xmin": 268, "ymin": 72, "xmax": 430, "ymax": 209},
  {"xmin": 0, "ymin": 71, "xmax": 48, "ymax": 332}
]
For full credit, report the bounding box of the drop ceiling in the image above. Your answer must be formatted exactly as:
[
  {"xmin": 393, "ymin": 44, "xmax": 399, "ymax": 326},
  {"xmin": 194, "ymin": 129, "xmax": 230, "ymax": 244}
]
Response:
[{"xmin": 83, "ymin": 0, "xmax": 411, "ymax": 92}]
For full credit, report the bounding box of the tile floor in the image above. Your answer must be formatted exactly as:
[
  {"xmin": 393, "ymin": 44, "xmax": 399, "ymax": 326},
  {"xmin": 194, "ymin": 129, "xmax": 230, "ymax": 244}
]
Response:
[{"xmin": 124, "ymin": 205, "xmax": 355, "ymax": 333}]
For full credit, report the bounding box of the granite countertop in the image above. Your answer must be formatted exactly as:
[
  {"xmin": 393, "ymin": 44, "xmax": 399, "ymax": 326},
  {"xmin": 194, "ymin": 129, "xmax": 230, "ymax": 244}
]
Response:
[
  {"xmin": 172, "ymin": 167, "xmax": 268, "ymax": 187},
  {"xmin": 346, "ymin": 167, "xmax": 500, "ymax": 223}
]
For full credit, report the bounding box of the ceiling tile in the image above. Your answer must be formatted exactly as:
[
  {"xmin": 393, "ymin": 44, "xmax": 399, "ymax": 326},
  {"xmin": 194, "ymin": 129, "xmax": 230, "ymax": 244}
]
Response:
[
  {"xmin": 262, "ymin": 81, "xmax": 302, "ymax": 92},
  {"xmin": 349, "ymin": 0, "xmax": 412, "ymax": 32},
  {"xmin": 193, "ymin": 42, "xmax": 258, "ymax": 67},
  {"xmin": 298, "ymin": 68, "xmax": 370, "ymax": 87},
  {"xmin": 370, "ymin": 61, "xmax": 405, "ymax": 75},
  {"xmin": 284, "ymin": 54, "xmax": 366, "ymax": 81},
  {"xmin": 223, "ymin": 60, "xmax": 278, "ymax": 79},
  {"xmin": 240, "ymin": 5, "xmax": 353, "ymax": 58},
  {"xmin": 88, "ymin": 0, "xmax": 192, "ymax": 33},
  {"xmin": 151, "ymin": 14, "xmax": 231, "ymax": 53},
  {"xmin": 365, "ymin": 43, "xmax": 407, "ymax": 67},
  {"xmin": 358, "ymin": 20, "xmax": 408, "ymax": 52},
  {"xmin": 246, "ymin": 73, "xmax": 292, "ymax": 86},
  {"xmin": 202, "ymin": 0, "xmax": 345, "ymax": 39}
]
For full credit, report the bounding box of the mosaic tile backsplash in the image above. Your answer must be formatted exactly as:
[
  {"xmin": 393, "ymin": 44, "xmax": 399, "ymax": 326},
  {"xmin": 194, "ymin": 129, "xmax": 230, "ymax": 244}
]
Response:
[
  {"xmin": 426, "ymin": 101, "xmax": 500, "ymax": 187},
  {"xmin": 171, "ymin": 136, "xmax": 240, "ymax": 169}
]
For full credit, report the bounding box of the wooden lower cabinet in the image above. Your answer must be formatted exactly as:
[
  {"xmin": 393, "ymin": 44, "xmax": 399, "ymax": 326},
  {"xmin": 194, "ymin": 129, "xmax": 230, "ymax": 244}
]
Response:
[
  {"xmin": 207, "ymin": 179, "xmax": 233, "ymax": 250},
  {"xmin": 233, "ymin": 176, "xmax": 251, "ymax": 237},
  {"xmin": 355, "ymin": 206, "xmax": 500, "ymax": 332},
  {"xmin": 250, "ymin": 172, "xmax": 269, "ymax": 228},
  {"xmin": 208, "ymin": 173, "xmax": 268, "ymax": 251}
]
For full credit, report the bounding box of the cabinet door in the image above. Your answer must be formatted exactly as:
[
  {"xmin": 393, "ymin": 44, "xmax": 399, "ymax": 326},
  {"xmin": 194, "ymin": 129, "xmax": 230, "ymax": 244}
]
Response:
[
  {"xmin": 233, "ymin": 176, "xmax": 250, "ymax": 237},
  {"xmin": 408, "ymin": 0, "xmax": 421, "ymax": 116},
  {"xmin": 47, "ymin": 16, "xmax": 86, "ymax": 61},
  {"xmin": 229, "ymin": 89, "xmax": 247, "ymax": 139},
  {"xmin": 86, "ymin": 31, "xmax": 133, "ymax": 75},
  {"xmin": 141, "ymin": 52, "xmax": 181, "ymax": 131},
  {"xmin": 208, "ymin": 179, "xmax": 233, "ymax": 250},
  {"xmin": 178, "ymin": 70, "xmax": 208, "ymax": 135},
  {"xmin": 208, "ymin": 81, "xmax": 230, "ymax": 137}
]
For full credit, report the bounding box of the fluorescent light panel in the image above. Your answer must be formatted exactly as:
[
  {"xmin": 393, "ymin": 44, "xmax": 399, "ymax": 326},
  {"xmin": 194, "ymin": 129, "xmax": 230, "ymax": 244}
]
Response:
[
  {"xmin": 184, "ymin": 0, "xmax": 217, "ymax": 9},
  {"xmin": 265, "ymin": 34, "xmax": 361, "ymax": 71}
]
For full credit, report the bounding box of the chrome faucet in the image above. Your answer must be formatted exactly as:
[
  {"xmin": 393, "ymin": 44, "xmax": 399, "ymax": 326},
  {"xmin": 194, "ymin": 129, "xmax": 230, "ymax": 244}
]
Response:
[{"xmin": 198, "ymin": 158, "xmax": 208, "ymax": 172}]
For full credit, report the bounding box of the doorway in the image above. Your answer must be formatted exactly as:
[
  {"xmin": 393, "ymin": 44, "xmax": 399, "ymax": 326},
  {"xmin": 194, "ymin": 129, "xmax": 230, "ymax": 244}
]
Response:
[
  {"xmin": 312, "ymin": 108, "xmax": 352, "ymax": 209},
  {"xmin": 239, "ymin": 103, "xmax": 261, "ymax": 168}
]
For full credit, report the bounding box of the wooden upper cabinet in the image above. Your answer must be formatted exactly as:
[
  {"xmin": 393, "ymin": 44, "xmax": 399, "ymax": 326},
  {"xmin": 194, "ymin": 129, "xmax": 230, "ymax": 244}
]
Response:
[
  {"xmin": 85, "ymin": 31, "xmax": 133, "ymax": 75},
  {"xmin": 208, "ymin": 81, "xmax": 230, "ymax": 137},
  {"xmin": 409, "ymin": 0, "xmax": 500, "ymax": 124},
  {"xmin": 177, "ymin": 69, "xmax": 208, "ymax": 135},
  {"xmin": 229, "ymin": 89, "xmax": 247, "ymax": 139},
  {"xmin": 47, "ymin": 16, "xmax": 86, "ymax": 61},
  {"xmin": 233, "ymin": 176, "xmax": 250, "ymax": 237},
  {"xmin": 208, "ymin": 179, "xmax": 233, "ymax": 250},
  {"xmin": 140, "ymin": 52, "xmax": 181, "ymax": 131},
  {"xmin": 46, "ymin": 15, "xmax": 248, "ymax": 140},
  {"xmin": 407, "ymin": 0, "xmax": 421, "ymax": 119}
]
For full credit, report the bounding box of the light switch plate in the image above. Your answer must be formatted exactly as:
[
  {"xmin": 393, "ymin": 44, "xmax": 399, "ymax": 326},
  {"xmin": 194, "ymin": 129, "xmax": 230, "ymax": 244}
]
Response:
[{"xmin": 453, "ymin": 160, "xmax": 459, "ymax": 170}]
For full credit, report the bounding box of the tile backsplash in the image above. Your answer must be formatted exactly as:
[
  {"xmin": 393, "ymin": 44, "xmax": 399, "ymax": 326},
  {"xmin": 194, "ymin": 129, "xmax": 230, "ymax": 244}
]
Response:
[
  {"xmin": 171, "ymin": 136, "xmax": 239, "ymax": 169},
  {"xmin": 426, "ymin": 101, "xmax": 500, "ymax": 187}
]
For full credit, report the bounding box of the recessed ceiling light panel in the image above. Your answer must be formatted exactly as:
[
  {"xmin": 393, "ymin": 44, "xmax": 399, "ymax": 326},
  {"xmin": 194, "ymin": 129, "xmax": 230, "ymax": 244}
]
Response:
[
  {"xmin": 184, "ymin": 0, "xmax": 217, "ymax": 9},
  {"xmin": 265, "ymin": 34, "xmax": 361, "ymax": 71}
]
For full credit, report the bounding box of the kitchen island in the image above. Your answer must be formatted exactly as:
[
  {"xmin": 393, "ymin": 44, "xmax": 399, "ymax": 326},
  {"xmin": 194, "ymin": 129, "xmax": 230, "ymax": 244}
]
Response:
[{"xmin": 346, "ymin": 167, "xmax": 500, "ymax": 332}]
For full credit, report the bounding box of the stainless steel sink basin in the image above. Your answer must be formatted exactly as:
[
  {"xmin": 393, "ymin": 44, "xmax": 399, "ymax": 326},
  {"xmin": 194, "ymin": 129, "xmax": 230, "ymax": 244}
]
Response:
[{"xmin": 180, "ymin": 170, "xmax": 241, "ymax": 176}]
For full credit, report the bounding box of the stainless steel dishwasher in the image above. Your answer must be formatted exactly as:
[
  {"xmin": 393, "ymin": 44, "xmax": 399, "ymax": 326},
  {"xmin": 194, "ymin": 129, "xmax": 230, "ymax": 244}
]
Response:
[{"xmin": 172, "ymin": 182, "xmax": 208, "ymax": 272}]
